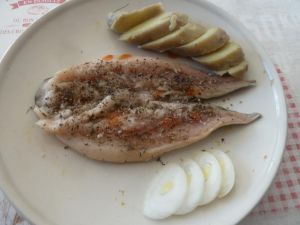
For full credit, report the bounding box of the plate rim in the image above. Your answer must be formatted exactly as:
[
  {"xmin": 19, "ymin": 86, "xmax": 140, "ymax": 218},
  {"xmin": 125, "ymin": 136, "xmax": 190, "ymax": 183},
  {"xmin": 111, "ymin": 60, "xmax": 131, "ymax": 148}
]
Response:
[{"xmin": 0, "ymin": 0, "xmax": 287, "ymax": 225}]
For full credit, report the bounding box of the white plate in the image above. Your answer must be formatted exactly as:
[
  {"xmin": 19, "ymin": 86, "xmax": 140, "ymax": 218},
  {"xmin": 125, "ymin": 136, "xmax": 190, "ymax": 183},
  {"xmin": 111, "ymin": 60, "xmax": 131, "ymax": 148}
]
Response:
[{"xmin": 0, "ymin": 0, "xmax": 287, "ymax": 225}]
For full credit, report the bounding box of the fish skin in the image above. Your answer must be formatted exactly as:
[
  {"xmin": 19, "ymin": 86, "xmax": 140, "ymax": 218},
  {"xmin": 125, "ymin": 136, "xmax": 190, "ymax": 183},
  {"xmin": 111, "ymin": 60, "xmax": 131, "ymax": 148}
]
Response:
[{"xmin": 34, "ymin": 56, "xmax": 260, "ymax": 163}]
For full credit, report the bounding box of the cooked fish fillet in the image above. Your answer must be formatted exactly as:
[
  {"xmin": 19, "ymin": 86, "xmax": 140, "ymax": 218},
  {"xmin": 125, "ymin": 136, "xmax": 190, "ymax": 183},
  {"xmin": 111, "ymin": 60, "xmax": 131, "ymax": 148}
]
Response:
[{"xmin": 34, "ymin": 56, "xmax": 260, "ymax": 163}]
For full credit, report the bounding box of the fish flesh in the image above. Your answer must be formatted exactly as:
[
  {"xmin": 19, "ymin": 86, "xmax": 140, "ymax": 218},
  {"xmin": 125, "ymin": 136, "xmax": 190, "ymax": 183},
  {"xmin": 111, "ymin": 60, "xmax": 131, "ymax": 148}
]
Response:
[{"xmin": 34, "ymin": 56, "xmax": 260, "ymax": 163}]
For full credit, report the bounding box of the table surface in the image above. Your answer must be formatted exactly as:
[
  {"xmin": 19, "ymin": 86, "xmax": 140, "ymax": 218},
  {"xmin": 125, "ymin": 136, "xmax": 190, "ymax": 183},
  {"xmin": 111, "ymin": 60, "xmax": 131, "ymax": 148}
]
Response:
[{"xmin": 0, "ymin": 0, "xmax": 300, "ymax": 224}]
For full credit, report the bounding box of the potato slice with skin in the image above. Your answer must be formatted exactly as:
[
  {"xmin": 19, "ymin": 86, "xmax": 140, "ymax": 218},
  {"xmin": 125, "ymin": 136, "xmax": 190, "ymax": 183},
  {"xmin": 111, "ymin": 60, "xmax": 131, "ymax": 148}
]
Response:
[
  {"xmin": 171, "ymin": 27, "xmax": 229, "ymax": 57},
  {"xmin": 107, "ymin": 3, "xmax": 164, "ymax": 33},
  {"xmin": 120, "ymin": 12, "xmax": 188, "ymax": 45},
  {"xmin": 193, "ymin": 42, "xmax": 244, "ymax": 70},
  {"xmin": 215, "ymin": 60, "xmax": 248, "ymax": 77},
  {"xmin": 140, "ymin": 23, "xmax": 206, "ymax": 52}
]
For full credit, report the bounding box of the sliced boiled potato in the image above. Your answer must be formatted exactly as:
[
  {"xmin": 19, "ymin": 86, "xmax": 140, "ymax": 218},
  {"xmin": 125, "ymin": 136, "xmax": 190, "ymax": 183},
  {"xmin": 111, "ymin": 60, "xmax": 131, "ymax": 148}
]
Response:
[
  {"xmin": 215, "ymin": 60, "xmax": 248, "ymax": 77},
  {"xmin": 120, "ymin": 12, "xmax": 188, "ymax": 45},
  {"xmin": 171, "ymin": 27, "xmax": 229, "ymax": 57},
  {"xmin": 141, "ymin": 23, "xmax": 206, "ymax": 52},
  {"xmin": 107, "ymin": 3, "xmax": 164, "ymax": 33},
  {"xmin": 193, "ymin": 42, "xmax": 244, "ymax": 70}
]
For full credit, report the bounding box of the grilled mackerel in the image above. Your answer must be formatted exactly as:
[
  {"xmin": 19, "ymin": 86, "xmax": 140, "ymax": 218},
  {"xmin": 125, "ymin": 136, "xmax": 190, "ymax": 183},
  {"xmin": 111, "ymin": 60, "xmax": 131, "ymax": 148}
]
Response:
[{"xmin": 34, "ymin": 56, "xmax": 260, "ymax": 162}]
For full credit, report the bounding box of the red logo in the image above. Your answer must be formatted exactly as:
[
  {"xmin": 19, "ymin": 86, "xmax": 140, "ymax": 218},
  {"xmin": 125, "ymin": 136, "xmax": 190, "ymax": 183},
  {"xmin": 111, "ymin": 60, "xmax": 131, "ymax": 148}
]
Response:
[
  {"xmin": 27, "ymin": 5, "xmax": 50, "ymax": 15},
  {"xmin": 10, "ymin": 0, "xmax": 65, "ymax": 9}
]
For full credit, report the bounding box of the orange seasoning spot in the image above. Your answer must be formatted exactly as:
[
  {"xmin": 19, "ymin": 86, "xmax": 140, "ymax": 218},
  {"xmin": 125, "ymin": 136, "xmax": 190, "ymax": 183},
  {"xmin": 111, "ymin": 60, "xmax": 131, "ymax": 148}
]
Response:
[
  {"xmin": 189, "ymin": 111, "xmax": 201, "ymax": 122},
  {"xmin": 108, "ymin": 112, "xmax": 121, "ymax": 127},
  {"xmin": 167, "ymin": 52, "xmax": 179, "ymax": 59},
  {"xmin": 185, "ymin": 87, "xmax": 197, "ymax": 96},
  {"xmin": 161, "ymin": 117, "xmax": 180, "ymax": 129},
  {"xmin": 109, "ymin": 117, "xmax": 120, "ymax": 127},
  {"xmin": 102, "ymin": 54, "xmax": 114, "ymax": 61},
  {"xmin": 154, "ymin": 90, "xmax": 165, "ymax": 98},
  {"xmin": 118, "ymin": 53, "xmax": 132, "ymax": 60}
]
